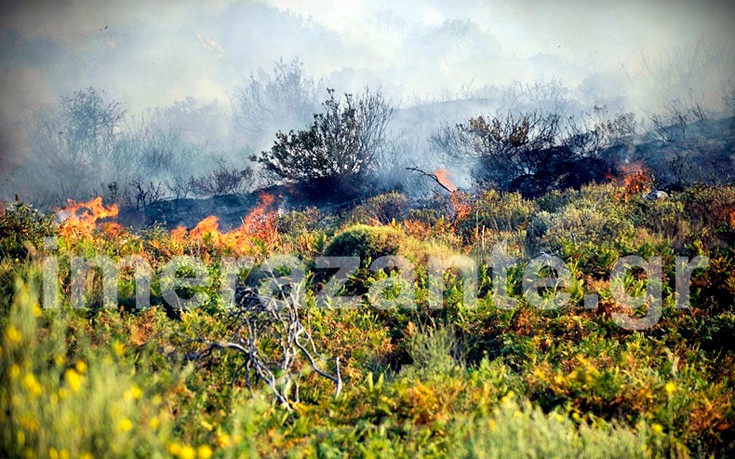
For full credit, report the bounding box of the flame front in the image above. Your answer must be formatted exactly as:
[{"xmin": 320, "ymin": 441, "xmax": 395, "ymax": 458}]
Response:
[
  {"xmin": 58, "ymin": 193, "xmax": 280, "ymax": 253},
  {"xmin": 58, "ymin": 197, "xmax": 120, "ymax": 239},
  {"xmin": 189, "ymin": 216, "xmax": 222, "ymax": 243},
  {"xmin": 173, "ymin": 192, "xmax": 278, "ymax": 254}
]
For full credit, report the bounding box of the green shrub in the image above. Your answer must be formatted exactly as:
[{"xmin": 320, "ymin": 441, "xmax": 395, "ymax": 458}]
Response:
[
  {"xmin": 528, "ymin": 184, "xmax": 637, "ymax": 260},
  {"xmin": 278, "ymin": 206, "xmax": 335, "ymax": 234},
  {"xmin": 460, "ymin": 189, "xmax": 537, "ymax": 235},
  {"xmin": 0, "ymin": 200, "xmax": 56, "ymax": 261},
  {"xmin": 325, "ymin": 224, "xmax": 405, "ymax": 261},
  {"xmin": 0, "ymin": 281, "xmax": 174, "ymax": 458},
  {"xmin": 403, "ymin": 325, "xmax": 462, "ymax": 376},
  {"xmin": 453, "ymin": 398, "xmax": 657, "ymax": 458},
  {"xmin": 347, "ymin": 192, "xmax": 412, "ymax": 225}
]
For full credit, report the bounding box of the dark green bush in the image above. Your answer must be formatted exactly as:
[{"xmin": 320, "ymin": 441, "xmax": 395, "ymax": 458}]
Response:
[
  {"xmin": 278, "ymin": 207, "xmax": 335, "ymax": 234},
  {"xmin": 0, "ymin": 200, "xmax": 56, "ymax": 261},
  {"xmin": 460, "ymin": 190, "xmax": 537, "ymax": 235},
  {"xmin": 347, "ymin": 192, "xmax": 412, "ymax": 225},
  {"xmin": 325, "ymin": 224, "xmax": 405, "ymax": 261}
]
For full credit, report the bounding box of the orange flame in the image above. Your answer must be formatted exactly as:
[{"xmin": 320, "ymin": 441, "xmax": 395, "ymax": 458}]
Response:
[
  {"xmin": 58, "ymin": 197, "xmax": 120, "ymax": 238},
  {"xmin": 189, "ymin": 216, "xmax": 222, "ymax": 243},
  {"xmin": 450, "ymin": 191, "xmax": 472, "ymax": 220},
  {"xmin": 612, "ymin": 162, "xmax": 652, "ymax": 200},
  {"xmin": 171, "ymin": 192, "xmax": 278, "ymax": 253},
  {"xmin": 435, "ymin": 169, "xmax": 458, "ymax": 193},
  {"xmin": 240, "ymin": 192, "xmax": 275, "ymax": 232},
  {"xmin": 228, "ymin": 192, "xmax": 278, "ymax": 248}
]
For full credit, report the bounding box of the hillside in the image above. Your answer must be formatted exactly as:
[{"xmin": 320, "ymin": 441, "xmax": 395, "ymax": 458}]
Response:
[{"xmin": 2, "ymin": 177, "xmax": 735, "ymax": 457}]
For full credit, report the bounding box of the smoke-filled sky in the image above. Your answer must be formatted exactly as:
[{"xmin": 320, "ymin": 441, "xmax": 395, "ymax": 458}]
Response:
[{"xmin": 1, "ymin": 0, "xmax": 734, "ymax": 170}]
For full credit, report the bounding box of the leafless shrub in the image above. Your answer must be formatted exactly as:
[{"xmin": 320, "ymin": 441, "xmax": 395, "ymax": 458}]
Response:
[
  {"xmin": 192, "ymin": 277, "xmax": 342, "ymax": 409},
  {"xmin": 234, "ymin": 57, "xmax": 323, "ymax": 149},
  {"xmin": 187, "ymin": 164, "xmax": 253, "ymax": 197},
  {"xmin": 649, "ymin": 97, "xmax": 711, "ymax": 143}
]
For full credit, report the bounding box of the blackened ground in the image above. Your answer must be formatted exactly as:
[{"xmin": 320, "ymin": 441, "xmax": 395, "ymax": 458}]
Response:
[{"xmin": 130, "ymin": 183, "xmax": 361, "ymax": 230}]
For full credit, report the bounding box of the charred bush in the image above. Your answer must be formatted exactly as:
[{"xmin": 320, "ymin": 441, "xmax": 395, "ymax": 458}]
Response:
[
  {"xmin": 188, "ymin": 164, "xmax": 253, "ymax": 197},
  {"xmin": 432, "ymin": 109, "xmax": 631, "ymax": 197}
]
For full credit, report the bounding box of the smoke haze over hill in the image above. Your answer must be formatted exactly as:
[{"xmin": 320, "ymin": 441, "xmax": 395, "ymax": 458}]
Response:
[{"xmin": 1, "ymin": 0, "xmax": 734, "ymax": 197}]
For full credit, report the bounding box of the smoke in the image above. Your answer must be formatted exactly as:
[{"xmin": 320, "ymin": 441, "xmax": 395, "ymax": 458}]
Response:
[{"xmin": 1, "ymin": 0, "xmax": 734, "ymax": 200}]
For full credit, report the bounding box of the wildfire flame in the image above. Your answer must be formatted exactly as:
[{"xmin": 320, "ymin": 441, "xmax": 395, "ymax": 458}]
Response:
[
  {"xmin": 189, "ymin": 216, "xmax": 222, "ymax": 243},
  {"xmin": 611, "ymin": 162, "xmax": 652, "ymax": 200},
  {"xmin": 172, "ymin": 192, "xmax": 278, "ymax": 253},
  {"xmin": 58, "ymin": 197, "xmax": 120, "ymax": 238},
  {"xmin": 435, "ymin": 169, "xmax": 458, "ymax": 193},
  {"xmin": 450, "ymin": 191, "xmax": 472, "ymax": 220},
  {"xmin": 57, "ymin": 192, "xmax": 280, "ymax": 252}
]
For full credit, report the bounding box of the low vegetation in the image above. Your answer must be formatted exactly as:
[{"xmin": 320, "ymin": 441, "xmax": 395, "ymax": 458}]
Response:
[{"xmin": 1, "ymin": 174, "xmax": 734, "ymax": 457}]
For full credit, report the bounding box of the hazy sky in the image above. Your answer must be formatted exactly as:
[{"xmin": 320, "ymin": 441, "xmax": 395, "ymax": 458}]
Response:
[{"xmin": 1, "ymin": 0, "xmax": 734, "ymax": 167}]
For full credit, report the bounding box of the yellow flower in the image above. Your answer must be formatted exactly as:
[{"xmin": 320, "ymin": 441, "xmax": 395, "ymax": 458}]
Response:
[
  {"xmin": 19, "ymin": 414, "xmax": 39, "ymax": 432},
  {"xmin": 79, "ymin": 453, "xmax": 94, "ymax": 459},
  {"xmin": 124, "ymin": 385, "xmax": 143, "ymax": 401},
  {"xmin": 65, "ymin": 369, "xmax": 83, "ymax": 393},
  {"xmin": 149, "ymin": 417, "xmax": 161, "ymax": 430},
  {"xmin": 54, "ymin": 355, "xmax": 66, "ymax": 366},
  {"xmin": 5, "ymin": 325, "xmax": 22, "ymax": 343},
  {"xmin": 9, "ymin": 364, "xmax": 21, "ymax": 379},
  {"xmin": 49, "ymin": 447, "xmax": 59, "ymax": 459},
  {"xmin": 197, "ymin": 445, "xmax": 213, "ymax": 459},
  {"xmin": 75, "ymin": 361, "xmax": 88, "ymax": 373},
  {"xmin": 59, "ymin": 449, "xmax": 70, "ymax": 459},
  {"xmin": 168, "ymin": 443, "xmax": 182, "ymax": 456},
  {"xmin": 112, "ymin": 341, "xmax": 125, "ymax": 356},
  {"xmin": 215, "ymin": 433, "xmax": 231, "ymax": 448},
  {"xmin": 117, "ymin": 417, "xmax": 133, "ymax": 433},
  {"xmin": 179, "ymin": 445, "xmax": 196, "ymax": 459},
  {"xmin": 17, "ymin": 430, "xmax": 25, "ymax": 445},
  {"xmin": 23, "ymin": 372, "xmax": 42, "ymax": 397},
  {"xmin": 200, "ymin": 420, "xmax": 214, "ymax": 431},
  {"xmin": 665, "ymin": 382, "xmax": 676, "ymax": 395},
  {"xmin": 652, "ymin": 423, "xmax": 664, "ymax": 434},
  {"xmin": 32, "ymin": 305, "xmax": 42, "ymax": 318}
]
